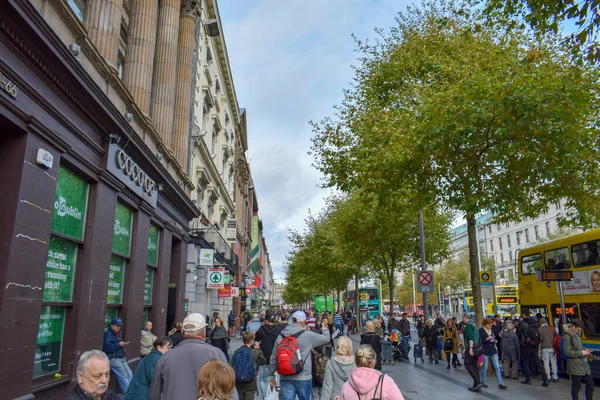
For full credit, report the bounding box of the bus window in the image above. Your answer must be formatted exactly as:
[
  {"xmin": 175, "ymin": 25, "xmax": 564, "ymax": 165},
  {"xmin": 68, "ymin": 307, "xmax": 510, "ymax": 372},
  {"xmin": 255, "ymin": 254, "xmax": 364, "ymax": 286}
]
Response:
[
  {"xmin": 521, "ymin": 306, "xmax": 548, "ymax": 319},
  {"xmin": 521, "ymin": 254, "xmax": 544, "ymax": 275},
  {"xmin": 551, "ymin": 303, "xmax": 579, "ymax": 333},
  {"xmin": 580, "ymin": 303, "xmax": 600, "ymax": 339},
  {"xmin": 572, "ymin": 240, "xmax": 600, "ymax": 268},
  {"xmin": 544, "ymin": 247, "xmax": 570, "ymax": 270}
]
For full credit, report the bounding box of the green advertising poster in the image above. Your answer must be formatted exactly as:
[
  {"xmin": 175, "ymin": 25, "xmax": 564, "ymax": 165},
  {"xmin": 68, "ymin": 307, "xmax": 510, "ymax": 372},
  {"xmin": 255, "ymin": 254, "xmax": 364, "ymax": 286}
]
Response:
[
  {"xmin": 33, "ymin": 306, "xmax": 65, "ymax": 378},
  {"xmin": 112, "ymin": 203, "xmax": 133, "ymax": 257},
  {"xmin": 43, "ymin": 236, "xmax": 77, "ymax": 302},
  {"xmin": 144, "ymin": 267, "xmax": 154, "ymax": 305},
  {"xmin": 147, "ymin": 225, "xmax": 159, "ymax": 266},
  {"xmin": 107, "ymin": 255, "xmax": 125, "ymax": 304},
  {"xmin": 51, "ymin": 167, "xmax": 89, "ymax": 241},
  {"xmin": 105, "ymin": 308, "xmax": 118, "ymax": 331}
]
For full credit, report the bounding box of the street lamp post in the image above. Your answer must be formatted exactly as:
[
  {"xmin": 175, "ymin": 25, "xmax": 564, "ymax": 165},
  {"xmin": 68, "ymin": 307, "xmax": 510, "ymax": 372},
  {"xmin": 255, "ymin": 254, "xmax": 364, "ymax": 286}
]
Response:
[{"xmin": 418, "ymin": 210, "xmax": 429, "ymax": 320}]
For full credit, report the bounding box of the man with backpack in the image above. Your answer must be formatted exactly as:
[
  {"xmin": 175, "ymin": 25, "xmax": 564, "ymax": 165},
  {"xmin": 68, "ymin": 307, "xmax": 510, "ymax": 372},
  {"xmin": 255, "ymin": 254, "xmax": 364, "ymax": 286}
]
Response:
[
  {"xmin": 539, "ymin": 317, "xmax": 559, "ymax": 383},
  {"xmin": 516, "ymin": 310, "xmax": 549, "ymax": 387},
  {"xmin": 270, "ymin": 310, "xmax": 330, "ymax": 400},
  {"xmin": 563, "ymin": 319, "xmax": 595, "ymax": 400},
  {"xmin": 231, "ymin": 331, "xmax": 266, "ymax": 400}
]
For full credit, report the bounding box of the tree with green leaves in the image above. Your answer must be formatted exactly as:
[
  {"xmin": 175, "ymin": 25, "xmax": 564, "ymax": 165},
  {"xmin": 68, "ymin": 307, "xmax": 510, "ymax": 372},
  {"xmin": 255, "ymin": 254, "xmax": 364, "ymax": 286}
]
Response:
[
  {"xmin": 311, "ymin": 1, "xmax": 600, "ymax": 324},
  {"xmin": 328, "ymin": 189, "xmax": 452, "ymax": 317},
  {"xmin": 485, "ymin": 0, "xmax": 600, "ymax": 61}
]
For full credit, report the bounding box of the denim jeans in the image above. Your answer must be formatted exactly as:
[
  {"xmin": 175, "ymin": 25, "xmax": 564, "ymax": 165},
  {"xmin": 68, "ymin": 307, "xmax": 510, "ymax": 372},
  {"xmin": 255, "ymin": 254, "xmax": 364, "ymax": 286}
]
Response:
[
  {"xmin": 401, "ymin": 336, "xmax": 410, "ymax": 358},
  {"xmin": 109, "ymin": 357, "xmax": 133, "ymax": 393},
  {"xmin": 482, "ymin": 353, "xmax": 503, "ymax": 386},
  {"xmin": 280, "ymin": 379, "xmax": 312, "ymax": 400},
  {"xmin": 257, "ymin": 365, "xmax": 272, "ymax": 398}
]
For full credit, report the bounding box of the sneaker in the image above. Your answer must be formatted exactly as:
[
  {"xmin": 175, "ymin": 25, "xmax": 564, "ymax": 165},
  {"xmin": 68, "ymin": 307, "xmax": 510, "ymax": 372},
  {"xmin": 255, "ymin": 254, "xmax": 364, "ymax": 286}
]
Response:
[
  {"xmin": 435, "ymin": 361, "xmax": 439, "ymax": 364},
  {"xmin": 468, "ymin": 384, "xmax": 482, "ymax": 392},
  {"xmin": 481, "ymin": 383, "xmax": 488, "ymax": 388},
  {"xmin": 521, "ymin": 380, "xmax": 532, "ymax": 385},
  {"xmin": 499, "ymin": 385, "xmax": 508, "ymax": 390},
  {"xmin": 542, "ymin": 382, "xmax": 550, "ymax": 387}
]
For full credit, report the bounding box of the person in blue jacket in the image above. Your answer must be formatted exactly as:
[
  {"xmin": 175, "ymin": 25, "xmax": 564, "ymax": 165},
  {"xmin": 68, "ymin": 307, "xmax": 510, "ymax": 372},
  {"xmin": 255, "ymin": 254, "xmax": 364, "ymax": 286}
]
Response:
[
  {"xmin": 124, "ymin": 336, "xmax": 173, "ymax": 400},
  {"xmin": 102, "ymin": 318, "xmax": 133, "ymax": 394}
]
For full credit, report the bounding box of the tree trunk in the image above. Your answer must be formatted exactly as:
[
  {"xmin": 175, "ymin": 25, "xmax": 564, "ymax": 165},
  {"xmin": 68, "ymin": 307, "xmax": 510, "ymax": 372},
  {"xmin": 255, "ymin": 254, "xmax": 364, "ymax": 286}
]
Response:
[
  {"xmin": 354, "ymin": 274, "xmax": 361, "ymax": 330},
  {"xmin": 466, "ymin": 213, "xmax": 483, "ymax": 326},
  {"xmin": 337, "ymin": 289, "xmax": 341, "ymax": 313}
]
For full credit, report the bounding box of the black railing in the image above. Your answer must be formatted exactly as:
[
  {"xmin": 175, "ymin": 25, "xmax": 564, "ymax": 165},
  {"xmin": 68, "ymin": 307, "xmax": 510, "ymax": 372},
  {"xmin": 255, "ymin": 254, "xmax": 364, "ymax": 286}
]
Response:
[{"xmin": 190, "ymin": 224, "xmax": 238, "ymax": 274}]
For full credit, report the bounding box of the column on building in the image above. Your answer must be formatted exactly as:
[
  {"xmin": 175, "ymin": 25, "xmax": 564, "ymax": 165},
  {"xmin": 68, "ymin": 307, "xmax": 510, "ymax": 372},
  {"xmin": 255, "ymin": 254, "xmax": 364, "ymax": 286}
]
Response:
[
  {"xmin": 172, "ymin": 0, "xmax": 201, "ymax": 167},
  {"xmin": 149, "ymin": 0, "xmax": 182, "ymax": 149},
  {"xmin": 122, "ymin": 0, "xmax": 159, "ymax": 114},
  {"xmin": 84, "ymin": 0, "xmax": 123, "ymax": 68}
]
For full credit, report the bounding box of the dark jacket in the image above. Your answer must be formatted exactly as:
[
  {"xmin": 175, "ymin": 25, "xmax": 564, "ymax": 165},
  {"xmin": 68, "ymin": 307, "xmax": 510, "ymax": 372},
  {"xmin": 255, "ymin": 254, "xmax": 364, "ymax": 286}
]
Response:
[
  {"xmin": 398, "ymin": 319, "xmax": 411, "ymax": 337},
  {"xmin": 501, "ymin": 331, "xmax": 520, "ymax": 361},
  {"xmin": 209, "ymin": 326, "xmax": 230, "ymax": 357},
  {"xmin": 102, "ymin": 328, "xmax": 124, "ymax": 359},
  {"xmin": 360, "ymin": 331, "xmax": 382, "ymax": 369},
  {"xmin": 563, "ymin": 324, "xmax": 592, "ymax": 376},
  {"xmin": 66, "ymin": 385, "xmax": 120, "ymax": 400},
  {"xmin": 516, "ymin": 317, "xmax": 536, "ymax": 348},
  {"xmin": 420, "ymin": 326, "xmax": 437, "ymax": 351},
  {"xmin": 124, "ymin": 348, "xmax": 163, "ymax": 400},
  {"xmin": 255, "ymin": 323, "xmax": 282, "ymax": 364},
  {"xmin": 169, "ymin": 330, "xmax": 184, "ymax": 347},
  {"xmin": 479, "ymin": 327, "xmax": 497, "ymax": 356},
  {"xmin": 387, "ymin": 318, "xmax": 400, "ymax": 333}
]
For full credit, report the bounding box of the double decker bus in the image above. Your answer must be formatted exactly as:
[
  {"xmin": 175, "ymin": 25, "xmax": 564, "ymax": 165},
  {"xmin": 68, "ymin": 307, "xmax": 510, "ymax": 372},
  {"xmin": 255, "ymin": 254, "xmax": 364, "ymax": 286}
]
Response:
[
  {"xmin": 518, "ymin": 228, "xmax": 600, "ymax": 378},
  {"xmin": 495, "ymin": 286, "xmax": 519, "ymax": 317},
  {"xmin": 346, "ymin": 287, "xmax": 380, "ymax": 319}
]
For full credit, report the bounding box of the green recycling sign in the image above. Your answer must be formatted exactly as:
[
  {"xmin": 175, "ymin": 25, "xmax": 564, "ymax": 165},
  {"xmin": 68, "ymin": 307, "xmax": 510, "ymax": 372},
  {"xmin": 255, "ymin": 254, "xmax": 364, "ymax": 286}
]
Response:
[{"xmin": 207, "ymin": 267, "xmax": 224, "ymax": 289}]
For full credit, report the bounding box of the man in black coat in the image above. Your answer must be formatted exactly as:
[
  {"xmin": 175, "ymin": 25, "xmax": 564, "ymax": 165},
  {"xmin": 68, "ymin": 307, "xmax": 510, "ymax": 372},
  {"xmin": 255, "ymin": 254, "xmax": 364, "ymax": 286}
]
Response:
[{"xmin": 255, "ymin": 316, "xmax": 282, "ymax": 398}]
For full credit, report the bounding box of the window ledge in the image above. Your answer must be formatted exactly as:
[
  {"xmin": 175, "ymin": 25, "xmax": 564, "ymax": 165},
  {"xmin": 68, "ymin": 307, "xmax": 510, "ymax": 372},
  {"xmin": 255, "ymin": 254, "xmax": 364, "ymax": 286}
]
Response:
[{"xmin": 31, "ymin": 375, "xmax": 71, "ymax": 393}]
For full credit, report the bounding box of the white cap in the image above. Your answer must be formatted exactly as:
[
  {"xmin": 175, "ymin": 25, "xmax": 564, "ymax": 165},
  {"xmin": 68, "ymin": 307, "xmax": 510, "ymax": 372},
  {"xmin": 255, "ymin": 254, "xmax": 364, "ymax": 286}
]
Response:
[
  {"xmin": 292, "ymin": 311, "xmax": 307, "ymax": 322},
  {"xmin": 182, "ymin": 313, "xmax": 207, "ymax": 330}
]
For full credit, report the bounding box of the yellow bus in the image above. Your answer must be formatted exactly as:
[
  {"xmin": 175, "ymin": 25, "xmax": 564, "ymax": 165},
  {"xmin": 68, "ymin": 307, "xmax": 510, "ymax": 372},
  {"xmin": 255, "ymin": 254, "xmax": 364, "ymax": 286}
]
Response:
[
  {"xmin": 495, "ymin": 286, "xmax": 519, "ymax": 317},
  {"xmin": 518, "ymin": 228, "xmax": 600, "ymax": 378}
]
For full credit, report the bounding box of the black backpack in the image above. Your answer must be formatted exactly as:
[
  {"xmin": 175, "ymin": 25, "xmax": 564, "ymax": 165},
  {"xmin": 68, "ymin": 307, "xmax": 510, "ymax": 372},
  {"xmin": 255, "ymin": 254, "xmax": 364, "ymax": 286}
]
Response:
[{"xmin": 525, "ymin": 324, "xmax": 541, "ymax": 348}]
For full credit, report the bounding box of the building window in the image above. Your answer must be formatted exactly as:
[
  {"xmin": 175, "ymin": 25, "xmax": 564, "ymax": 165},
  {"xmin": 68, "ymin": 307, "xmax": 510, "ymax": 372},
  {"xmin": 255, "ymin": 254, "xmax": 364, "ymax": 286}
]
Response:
[
  {"xmin": 499, "ymin": 237, "xmax": 503, "ymax": 250},
  {"xmin": 534, "ymin": 225, "xmax": 539, "ymax": 241},
  {"xmin": 211, "ymin": 132, "xmax": 218, "ymax": 154},
  {"xmin": 488, "ymin": 225, "xmax": 491, "ymax": 234},
  {"xmin": 508, "ymin": 269, "xmax": 514, "ymax": 281},
  {"xmin": 556, "ymin": 201, "xmax": 561, "ymax": 210},
  {"xmin": 66, "ymin": 0, "xmax": 86, "ymax": 21},
  {"xmin": 35, "ymin": 167, "xmax": 90, "ymax": 379},
  {"xmin": 106, "ymin": 202, "xmax": 134, "ymax": 329},
  {"xmin": 509, "ymin": 251, "xmax": 513, "ymax": 262},
  {"xmin": 505, "ymin": 222, "xmax": 509, "ymax": 228},
  {"xmin": 497, "ymin": 223, "xmax": 501, "ymax": 231},
  {"xmin": 206, "ymin": 46, "xmax": 213, "ymax": 64},
  {"xmin": 516, "ymin": 231, "xmax": 522, "ymax": 245},
  {"xmin": 525, "ymin": 228, "xmax": 530, "ymax": 243},
  {"xmin": 491, "ymin": 255, "xmax": 495, "ymax": 265},
  {"xmin": 500, "ymin": 253, "xmax": 505, "ymax": 264},
  {"xmin": 116, "ymin": 1, "xmax": 130, "ymax": 79},
  {"xmin": 546, "ymin": 221, "xmax": 551, "ymax": 236},
  {"xmin": 507, "ymin": 234, "xmax": 511, "ymax": 248},
  {"xmin": 490, "ymin": 240, "xmax": 494, "ymax": 252}
]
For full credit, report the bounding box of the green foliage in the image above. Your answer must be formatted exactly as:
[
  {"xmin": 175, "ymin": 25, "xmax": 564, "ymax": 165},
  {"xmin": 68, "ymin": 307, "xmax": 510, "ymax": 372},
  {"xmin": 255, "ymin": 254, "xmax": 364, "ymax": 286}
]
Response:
[
  {"xmin": 310, "ymin": 0, "xmax": 600, "ymax": 324},
  {"xmin": 485, "ymin": 0, "xmax": 600, "ymax": 62}
]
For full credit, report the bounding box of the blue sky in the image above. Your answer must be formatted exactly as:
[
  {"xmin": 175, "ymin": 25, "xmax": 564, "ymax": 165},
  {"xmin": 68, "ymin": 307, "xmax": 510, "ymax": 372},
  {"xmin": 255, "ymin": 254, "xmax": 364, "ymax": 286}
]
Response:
[{"xmin": 216, "ymin": 0, "xmax": 414, "ymax": 282}]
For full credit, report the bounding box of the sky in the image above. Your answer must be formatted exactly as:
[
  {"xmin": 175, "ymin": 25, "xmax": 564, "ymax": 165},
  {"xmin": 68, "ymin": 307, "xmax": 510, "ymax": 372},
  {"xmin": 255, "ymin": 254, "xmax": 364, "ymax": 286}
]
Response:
[{"xmin": 217, "ymin": 0, "xmax": 413, "ymax": 282}]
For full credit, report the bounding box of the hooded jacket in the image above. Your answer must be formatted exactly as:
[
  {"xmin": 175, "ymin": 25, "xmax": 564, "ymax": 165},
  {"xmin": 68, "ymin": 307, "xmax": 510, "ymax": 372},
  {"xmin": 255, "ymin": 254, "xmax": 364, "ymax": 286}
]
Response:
[
  {"xmin": 339, "ymin": 367, "xmax": 404, "ymax": 400},
  {"xmin": 321, "ymin": 355, "xmax": 355, "ymax": 400},
  {"xmin": 501, "ymin": 331, "xmax": 520, "ymax": 361},
  {"xmin": 255, "ymin": 323, "xmax": 282, "ymax": 363},
  {"xmin": 562, "ymin": 324, "xmax": 591, "ymax": 376},
  {"xmin": 516, "ymin": 317, "xmax": 536, "ymax": 348},
  {"xmin": 269, "ymin": 323, "xmax": 330, "ymax": 381}
]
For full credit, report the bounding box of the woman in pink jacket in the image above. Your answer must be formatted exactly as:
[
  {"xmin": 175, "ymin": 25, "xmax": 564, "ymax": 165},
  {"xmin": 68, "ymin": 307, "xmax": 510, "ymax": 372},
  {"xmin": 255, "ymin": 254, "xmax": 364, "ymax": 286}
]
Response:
[{"xmin": 339, "ymin": 345, "xmax": 405, "ymax": 400}]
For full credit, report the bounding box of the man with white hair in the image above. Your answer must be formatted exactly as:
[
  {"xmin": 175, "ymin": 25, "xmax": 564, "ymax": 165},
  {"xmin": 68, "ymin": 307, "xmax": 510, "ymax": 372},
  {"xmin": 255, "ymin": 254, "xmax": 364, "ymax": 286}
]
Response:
[
  {"xmin": 67, "ymin": 350, "xmax": 120, "ymax": 399},
  {"xmin": 149, "ymin": 313, "xmax": 237, "ymax": 400},
  {"xmin": 247, "ymin": 313, "xmax": 262, "ymax": 333},
  {"xmin": 270, "ymin": 310, "xmax": 330, "ymax": 400}
]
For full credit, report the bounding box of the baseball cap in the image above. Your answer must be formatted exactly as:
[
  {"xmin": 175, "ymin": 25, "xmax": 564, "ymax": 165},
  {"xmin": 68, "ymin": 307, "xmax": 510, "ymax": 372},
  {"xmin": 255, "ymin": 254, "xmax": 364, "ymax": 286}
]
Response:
[
  {"xmin": 572, "ymin": 319, "xmax": 585, "ymax": 329},
  {"xmin": 292, "ymin": 310, "xmax": 307, "ymax": 322},
  {"xmin": 182, "ymin": 313, "xmax": 208, "ymax": 330},
  {"xmin": 540, "ymin": 317, "xmax": 548, "ymax": 324},
  {"xmin": 111, "ymin": 318, "xmax": 123, "ymax": 326}
]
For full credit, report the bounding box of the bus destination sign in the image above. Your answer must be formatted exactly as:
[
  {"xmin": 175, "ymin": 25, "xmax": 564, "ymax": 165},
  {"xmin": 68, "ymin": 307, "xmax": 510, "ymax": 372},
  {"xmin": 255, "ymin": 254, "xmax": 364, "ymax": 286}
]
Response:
[{"xmin": 538, "ymin": 270, "xmax": 573, "ymax": 281}]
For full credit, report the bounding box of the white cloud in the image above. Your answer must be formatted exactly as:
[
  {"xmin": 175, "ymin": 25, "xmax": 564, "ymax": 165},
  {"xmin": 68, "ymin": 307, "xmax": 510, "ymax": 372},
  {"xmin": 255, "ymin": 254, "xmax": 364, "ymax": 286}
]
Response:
[{"xmin": 218, "ymin": 0, "xmax": 413, "ymax": 281}]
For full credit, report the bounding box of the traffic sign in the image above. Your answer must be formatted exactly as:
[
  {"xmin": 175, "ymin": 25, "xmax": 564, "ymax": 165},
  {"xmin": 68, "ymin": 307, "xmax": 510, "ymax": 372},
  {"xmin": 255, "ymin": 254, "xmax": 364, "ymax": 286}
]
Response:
[
  {"xmin": 207, "ymin": 267, "xmax": 225, "ymax": 289},
  {"xmin": 417, "ymin": 271, "xmax": 434, "ymax": 293}
]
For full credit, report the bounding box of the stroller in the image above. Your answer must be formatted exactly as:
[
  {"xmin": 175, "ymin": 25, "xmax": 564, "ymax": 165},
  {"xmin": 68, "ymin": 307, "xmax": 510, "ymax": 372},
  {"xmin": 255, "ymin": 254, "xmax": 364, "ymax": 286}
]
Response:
[
  {"xmin": 413, "ymin": 338, "xmax": 425, "ymax": 363},
  {"xmin": 382, "ymin": 339, "xmax": 394, "ymax": 365},
  {"xmin": 389, "ymin": 329, "xmax": 405, "ymax": 361}
]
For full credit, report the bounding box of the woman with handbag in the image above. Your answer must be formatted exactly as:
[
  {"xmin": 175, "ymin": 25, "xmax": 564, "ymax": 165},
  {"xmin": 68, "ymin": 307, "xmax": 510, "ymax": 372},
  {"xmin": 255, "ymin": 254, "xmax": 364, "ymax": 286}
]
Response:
[
  {"xmin": 339, "ymin": 345, "xmax": 404, "ymax": 400},
  {"xmin": 462, "ymin": 313, "xmax": 483, "ymax": 392},
  {"xmin": 419, "ymin": 319, "xmax": 439, "ymax": 364},
  {"xmin": 443, "ymin": 319, "xmax": 461, "ymax": 369},
  {"xmin": 479, "ymin": 318, "xmax": 508, "ymax": 390}
]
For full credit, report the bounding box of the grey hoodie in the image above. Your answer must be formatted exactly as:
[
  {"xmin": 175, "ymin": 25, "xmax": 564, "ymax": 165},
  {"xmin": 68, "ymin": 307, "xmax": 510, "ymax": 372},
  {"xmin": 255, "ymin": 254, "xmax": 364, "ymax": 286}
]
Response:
[
  {"xmin": 322, "ymin": 355, "xmax": 355, "ymax": 400},
  {"xmin": 269, "ymin": 323, "xmax": 330, "ymax": 381}
]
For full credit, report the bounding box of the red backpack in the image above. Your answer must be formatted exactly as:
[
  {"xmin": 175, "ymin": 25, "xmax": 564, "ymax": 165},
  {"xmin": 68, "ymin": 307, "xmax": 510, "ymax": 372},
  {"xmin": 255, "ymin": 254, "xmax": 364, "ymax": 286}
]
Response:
[
  {"xmin": 276, "ymin": 331, "xmax": 304, "ymax": 375},
  {"xmin": 551, "ymin": 326, "xmax": 561, "ymax": 355}
]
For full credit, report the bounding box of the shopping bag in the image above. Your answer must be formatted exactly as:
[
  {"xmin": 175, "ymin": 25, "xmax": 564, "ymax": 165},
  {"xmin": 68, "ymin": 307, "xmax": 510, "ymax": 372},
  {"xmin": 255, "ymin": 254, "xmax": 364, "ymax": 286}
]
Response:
[{"xmin": 266, "ymin": 386, "xmax": 279, "ymax": 400}]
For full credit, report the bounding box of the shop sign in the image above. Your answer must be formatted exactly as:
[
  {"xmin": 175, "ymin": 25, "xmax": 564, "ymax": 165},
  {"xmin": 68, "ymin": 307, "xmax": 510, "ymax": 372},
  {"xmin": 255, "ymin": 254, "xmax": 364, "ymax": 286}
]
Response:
[
  {"xmin": 0, "ymin": 70, "xmax": 18, "ymax": 98},
  {"xmin": 199, "ymin": 248, "xmax": 214, "ymax": 266},
  {"xmin": 224, "ymin": 270, "xmax": 230, "ymax": 284},
  {"xmin": 144, "ymin": 268, "xmax": 154, "ymax": 305},
  {"xmin": 105, "ymin": 308, "xmax": 118, "ymax": 330},
  {"xmin": 226, "ymin": 219, "xmax": 236, "ymax": 243},
  {"xmin": 231, "ymin": 286, "xmax": 239, "ymax": 297},
  {"xmin": 147, "ymin": 225, "xmax": 159, "ymax": 266},
  {"xmin": 107, "ymin": 255, "xmax": 125, "ymax": 304},
  {"xmin": 33, "ymin": 306, "xmax": 65, "ymax": 378},
  {"xmin": 52, "ymin": 167, "xmax": 89, "ymax": 241},
  {"xmin": 43, "ymin": 236, "xmax": 77, "ymax": 302},
  {"xmin": 207, "ymin": 267, "xmax": 225, "ymax": 289},
  {"xmin": 112, "ymin": 203, "xmax": 133, "ymax": 256},
  {"xmin": 218, "ymin": 284, "xmax": 232, "ymax": 298},
  {"xmin": 107, "ymin": 144, "xmax": 157, "ymax": 208}
]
